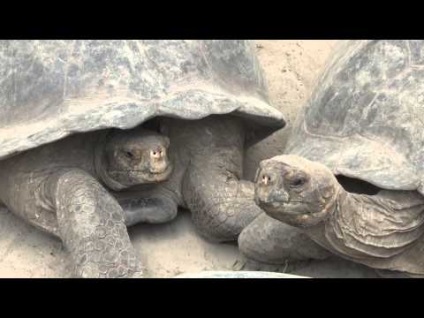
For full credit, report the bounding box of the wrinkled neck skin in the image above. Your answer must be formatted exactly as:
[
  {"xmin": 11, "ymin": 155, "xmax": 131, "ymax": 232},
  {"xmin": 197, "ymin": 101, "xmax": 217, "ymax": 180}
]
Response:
[
  {"xmin": 309, "ymin": 187, "xmax": 424, "ymax": 263},
  {"xmin": 94, "ymin": 131, "xmax": 128, "ymax": 192}
]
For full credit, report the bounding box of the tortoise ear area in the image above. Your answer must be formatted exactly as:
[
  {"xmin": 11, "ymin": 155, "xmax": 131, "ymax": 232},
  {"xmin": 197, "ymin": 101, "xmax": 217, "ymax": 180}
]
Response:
[{"xmin": 317, "ymin": 183, "xmax": 334, "ymax": 199}]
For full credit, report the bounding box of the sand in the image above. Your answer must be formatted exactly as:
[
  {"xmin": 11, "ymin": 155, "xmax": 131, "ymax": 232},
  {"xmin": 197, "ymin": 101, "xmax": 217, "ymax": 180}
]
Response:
[{"xmin": 0, "ymin": 40, "xmax": 379, "ymax": 278}]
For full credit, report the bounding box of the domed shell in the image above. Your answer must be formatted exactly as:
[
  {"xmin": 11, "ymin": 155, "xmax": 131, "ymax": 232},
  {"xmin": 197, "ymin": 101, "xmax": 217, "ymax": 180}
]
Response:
[
  {"xmin": 0, "ymin": 40, "xmax": 285, "ymax": 160},
  {"xmin": 286, "ymin": 40, "xmax": 424, "ymax": 195}
]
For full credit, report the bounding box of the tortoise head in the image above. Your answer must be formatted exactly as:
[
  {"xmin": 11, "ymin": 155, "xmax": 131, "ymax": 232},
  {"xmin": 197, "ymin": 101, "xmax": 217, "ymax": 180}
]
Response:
[
  {"xmin": 254, "ymin": 155, "xmax": 341, "ymax": 228},
  {"xmin": 101, "ymin": 127, "xmax": 173, "ymax": 189}
]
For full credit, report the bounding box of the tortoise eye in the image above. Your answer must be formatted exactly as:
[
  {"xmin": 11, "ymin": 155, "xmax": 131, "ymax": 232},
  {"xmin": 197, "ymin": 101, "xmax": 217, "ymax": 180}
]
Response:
[
  {"xmin": 124, "ymin": 151, "xmax": 134, "ymax": 159},
  {"xmin": 290, "ymin": 177, "xmax": 306, "ymax": 188}
]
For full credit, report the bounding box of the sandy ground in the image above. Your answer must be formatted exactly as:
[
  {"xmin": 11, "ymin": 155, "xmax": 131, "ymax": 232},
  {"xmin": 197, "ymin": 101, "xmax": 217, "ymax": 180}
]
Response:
[
  {"xmin": 0, "ymin": 40, "xmax": 380, "ymax": 278},
  {"xmin": 244, "ymin": 40, "xmax": 340, "ymax": 180}
]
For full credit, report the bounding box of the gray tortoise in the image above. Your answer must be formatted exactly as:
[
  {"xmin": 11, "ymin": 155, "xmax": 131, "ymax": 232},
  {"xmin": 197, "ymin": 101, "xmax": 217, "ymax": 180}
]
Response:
[
  {"xmin": 239, "ymin": 40, "xmax": 424, "ymax": 277},
  {"xmin": 0, "ymin": 40, "xmax": 285, "ymax": 278}
]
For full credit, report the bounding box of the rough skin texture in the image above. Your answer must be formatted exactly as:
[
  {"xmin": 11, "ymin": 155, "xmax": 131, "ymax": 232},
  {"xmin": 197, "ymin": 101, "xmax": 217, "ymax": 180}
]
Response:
[
  {"xmin": 119, "ymin": 115, "xmax": 264, "ymax": 243},
  {"xmin": 240, "ymin": 40, "xmax": 424, "ymax": 277},
  {"xmin": 53, "ymin": 170, "xmax": 143, "ymax": 278},
  {"xmin": 238, "ymin": 212, "xmax": 330, "ymax": 264},
  {"xmin": 240, "ymin": 155, "xmax": 424, "ymax": 277},
  {"xmin": 0, "ymin": 40, "xmax": 287, "ymax": 277},
  {"xmin": 0, "ymin": 127, "xmax": 171, "ymax": 278}
]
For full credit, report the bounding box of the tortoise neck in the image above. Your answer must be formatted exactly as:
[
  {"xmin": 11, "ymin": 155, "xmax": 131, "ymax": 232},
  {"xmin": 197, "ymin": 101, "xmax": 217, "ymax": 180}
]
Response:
[
  {"xmin": 323, "ymin": 189, "xmax": 424, "ymax": 260},
  {"xmin": 302, "ymin": 186, "xmax": 343, "ymax": 239}
]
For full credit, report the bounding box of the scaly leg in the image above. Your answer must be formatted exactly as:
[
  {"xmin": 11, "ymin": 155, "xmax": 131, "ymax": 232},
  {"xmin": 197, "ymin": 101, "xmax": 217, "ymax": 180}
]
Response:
[
  {"xmin": 238, "ymin": 213, "xmax": 331, "ymax": 264},
  {"xmin": 177, "ymin": 116, "xmax": 263, "ymax": 242},
  {"xmin": 47, "ymin": 169, "xmax": 144, "ymax": 278},
  {"xmin": 116, "ymin": 185, "xmax": 179, "ymax": 226}
]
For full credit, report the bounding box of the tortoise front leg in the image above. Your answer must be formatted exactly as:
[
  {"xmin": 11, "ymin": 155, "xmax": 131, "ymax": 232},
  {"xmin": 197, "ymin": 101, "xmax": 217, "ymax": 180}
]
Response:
[
  {"xmin": 118, "ymin": 194, "xmax": 178, "ymax": 226},
  {"xmin": 47, "ymin": 169, "xmax": 143, "ymax": 278},
  {"xmin": 180, "ymin": 117, "xmax": 263, "ymax": 243},
  {"xmin": 238, "ymin": 213, "xmax": 331, "ymax": 264},
  {"xmin": 112, "ymin": 181, "xmax": 180, "ymax": 227},
  {"xmin": 183, "ymin": 167, "xmax": 263, "ymax": 242}
]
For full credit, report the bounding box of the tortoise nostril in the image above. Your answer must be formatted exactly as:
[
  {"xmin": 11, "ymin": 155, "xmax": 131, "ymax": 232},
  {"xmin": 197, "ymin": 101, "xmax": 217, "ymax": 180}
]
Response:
[
  {"xmin": 261, "ymin": 174, "xmax": 271, "ymax": 185},
  {"xmin": 151, "ymin": 148, "xmax": 163, "ymax": 159}
]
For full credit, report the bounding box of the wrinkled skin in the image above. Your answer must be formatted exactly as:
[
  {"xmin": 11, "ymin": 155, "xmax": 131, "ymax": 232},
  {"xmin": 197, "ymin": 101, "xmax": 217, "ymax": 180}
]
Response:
[
  {"xmin": 238, "ymin": 213, "xmax": 331, "ymax": 265},
  {"xmin": 239, "ymin": 155, "xmax": 424, "ymax": 277},
  {"xmin": 254, "ymin": 155, "xmax": 340, "ymax": 228},
  {"xmin": 0, "ymin": 40, "xmax": 286, "ymax": 277},
  {"xmin": 118, "ymin": 115, "xmax": 264, "ymax": 243},
  {"xmin": 0, "ymin": 126, "xmax": 171, "ymax": 278}
]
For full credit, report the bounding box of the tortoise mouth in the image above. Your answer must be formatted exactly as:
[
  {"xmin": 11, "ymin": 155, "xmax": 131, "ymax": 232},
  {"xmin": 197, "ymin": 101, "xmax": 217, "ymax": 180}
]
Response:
[
  {"xmin": 263, "ymin": 204, "xmax": 321, "ymax": 217},
  {"xmin": 258, "ymin": 200, "xmax": 300, "ymax": 211},
  {"xmin": 260, "ymin": 201, "xmax": 333, "ymax": 228},
  {"xmin": 143, "ymin": 164, "xmax": 173, "ymax": 182},
  {"xmin": 256, "ymin": 191, "xmax": 336, "ymax": 228},
  {"xmin": 257, "ymin": 196, "xmax": 316, "ymax": 217},
  {"xmin": 110, "ymin": 163, "xmax": 173, "ymax": 184}
]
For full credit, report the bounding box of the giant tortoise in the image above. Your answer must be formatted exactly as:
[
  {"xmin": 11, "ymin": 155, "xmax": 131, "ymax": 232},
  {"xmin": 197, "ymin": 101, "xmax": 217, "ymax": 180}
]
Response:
[
  {"xmin": 0, "ymin": 40, "xmax": 285, "ymax": 278},
  {"xmin": 239, "ymin": 40, "xmax": 424, "ymax": 277}
]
